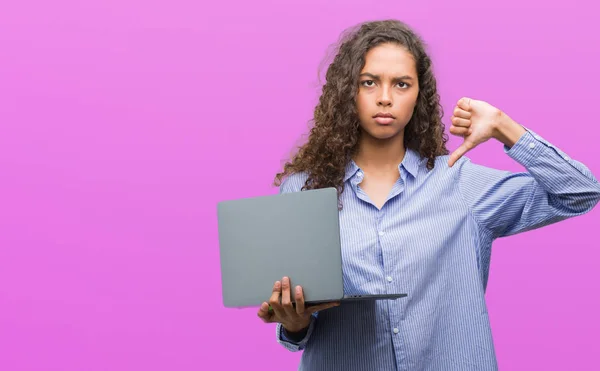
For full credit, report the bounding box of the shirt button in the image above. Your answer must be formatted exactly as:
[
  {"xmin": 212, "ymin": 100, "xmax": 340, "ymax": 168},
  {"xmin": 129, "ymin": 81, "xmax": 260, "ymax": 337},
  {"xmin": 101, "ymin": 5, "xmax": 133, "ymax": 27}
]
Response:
[
  {"xmin": 529, "ymin": 142, "xmax": 535, "ymax": 149},
  {"xmin": 387, "ymin": 276, "xmax": 393, "ymax": 282},
  {"xmin": 393, "ymin": 328, "xmax": 399, "ymax": 334},
  {"xmin": 378, "ymin": 231, "xmax": 385, "ymax": 237}
]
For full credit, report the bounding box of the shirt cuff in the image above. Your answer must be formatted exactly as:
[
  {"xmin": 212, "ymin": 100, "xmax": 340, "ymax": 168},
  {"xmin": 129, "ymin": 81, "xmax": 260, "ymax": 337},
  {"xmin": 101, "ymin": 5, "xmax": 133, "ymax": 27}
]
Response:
[
  {"xmin": 503, "ymin": 128, "xmax": 548, "ymax": 166},
  {"xmin": 277, "ymin": 315, "xmax": 317, "ymax": 347}
]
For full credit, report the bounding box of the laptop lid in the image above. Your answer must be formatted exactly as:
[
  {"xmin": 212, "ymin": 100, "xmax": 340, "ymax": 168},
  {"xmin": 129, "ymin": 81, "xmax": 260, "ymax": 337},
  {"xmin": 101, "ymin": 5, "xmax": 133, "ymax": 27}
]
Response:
[{"xmin": 217, "ymin": 187, "xmax": 344, "ymax": 308}]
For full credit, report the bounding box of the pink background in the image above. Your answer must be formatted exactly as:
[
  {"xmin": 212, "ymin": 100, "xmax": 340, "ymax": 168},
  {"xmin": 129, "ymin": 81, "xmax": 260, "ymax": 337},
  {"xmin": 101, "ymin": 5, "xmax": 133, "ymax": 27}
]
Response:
[{"xmin": 1, "ymin": 0, "xmax": 599, "ymax": 370}]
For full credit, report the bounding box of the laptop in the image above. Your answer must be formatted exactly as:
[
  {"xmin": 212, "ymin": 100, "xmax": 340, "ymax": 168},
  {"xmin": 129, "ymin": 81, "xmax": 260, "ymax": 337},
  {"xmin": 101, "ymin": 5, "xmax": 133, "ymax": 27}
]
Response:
[{"xmin": 216, "ymin": 187, "xmax": 407, "ymax": 308}]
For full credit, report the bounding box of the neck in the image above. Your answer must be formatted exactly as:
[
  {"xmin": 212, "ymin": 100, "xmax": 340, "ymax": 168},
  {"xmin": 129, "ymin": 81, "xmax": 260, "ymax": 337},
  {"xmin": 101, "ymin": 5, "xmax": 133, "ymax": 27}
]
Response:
[{"xmin": 353, "ymin": 130, "xmax": 406, "ymax": 172}]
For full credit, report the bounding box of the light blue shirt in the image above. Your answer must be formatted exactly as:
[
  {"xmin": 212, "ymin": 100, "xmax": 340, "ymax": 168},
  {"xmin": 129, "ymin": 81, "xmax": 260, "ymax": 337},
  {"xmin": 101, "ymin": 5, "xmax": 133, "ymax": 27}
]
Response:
[{"xmin": 275, "ymin": 129, "xmax": 600, "ymax": 370}]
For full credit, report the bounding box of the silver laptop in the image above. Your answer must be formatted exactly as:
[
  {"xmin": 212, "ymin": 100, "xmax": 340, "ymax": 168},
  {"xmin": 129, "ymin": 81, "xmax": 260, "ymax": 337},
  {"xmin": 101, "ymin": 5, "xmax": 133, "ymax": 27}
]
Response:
[{"xmin": 217, "ymin": 187, "xmax": 407, "ymax": 308}]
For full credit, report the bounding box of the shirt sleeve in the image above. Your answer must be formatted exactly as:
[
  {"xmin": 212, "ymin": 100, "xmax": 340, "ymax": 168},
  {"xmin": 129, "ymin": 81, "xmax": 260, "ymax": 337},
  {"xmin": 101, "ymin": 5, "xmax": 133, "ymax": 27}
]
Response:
[
  {"xmin": 456, "ymin": 128, "xmax": 600, "ymax": 238},
  {"xmin": 276, "ymin": 313, "xmax": 318, "ymax": 352}
]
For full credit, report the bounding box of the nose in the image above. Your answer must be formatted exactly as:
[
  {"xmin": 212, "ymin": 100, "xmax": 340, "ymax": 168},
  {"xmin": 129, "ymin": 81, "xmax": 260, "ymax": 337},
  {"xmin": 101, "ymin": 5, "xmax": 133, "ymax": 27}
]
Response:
[{"xmin": 377, "ymin": 86, "xmax": 392, "ymax": 107}]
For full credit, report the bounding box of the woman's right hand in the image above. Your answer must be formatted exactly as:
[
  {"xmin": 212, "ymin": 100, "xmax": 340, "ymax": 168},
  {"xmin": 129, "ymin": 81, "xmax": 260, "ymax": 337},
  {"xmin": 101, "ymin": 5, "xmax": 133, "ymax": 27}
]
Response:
[{"xmin": 257, "ymin": 276, "xmax": 340, "ymax": 333}]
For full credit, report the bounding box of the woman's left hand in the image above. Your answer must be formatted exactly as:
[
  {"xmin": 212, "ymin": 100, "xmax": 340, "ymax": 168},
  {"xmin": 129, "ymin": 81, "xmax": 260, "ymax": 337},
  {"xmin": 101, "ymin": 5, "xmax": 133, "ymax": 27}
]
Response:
[{"xmin": 447, "ymin": 97, "xmax": 525, "ymax": 167}]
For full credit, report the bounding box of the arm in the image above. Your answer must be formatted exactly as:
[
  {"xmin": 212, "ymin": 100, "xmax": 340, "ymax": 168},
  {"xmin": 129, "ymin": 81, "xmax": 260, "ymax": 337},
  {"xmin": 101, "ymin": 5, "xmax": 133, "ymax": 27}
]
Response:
[
  {"xmin": 448, "ymin": 97, "xmax": 600, "ymax": 238},
  {"xmin": 456, "ymin": 127, "xmax": 600, "ymax": 238}
]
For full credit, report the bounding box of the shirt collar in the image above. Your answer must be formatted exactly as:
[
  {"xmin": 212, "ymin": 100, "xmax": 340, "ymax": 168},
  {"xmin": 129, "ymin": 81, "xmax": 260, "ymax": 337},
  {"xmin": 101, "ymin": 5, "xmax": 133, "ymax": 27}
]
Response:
[{"xmin": 343, "ymin": 148, "xmax": 422, "ymax": 182}]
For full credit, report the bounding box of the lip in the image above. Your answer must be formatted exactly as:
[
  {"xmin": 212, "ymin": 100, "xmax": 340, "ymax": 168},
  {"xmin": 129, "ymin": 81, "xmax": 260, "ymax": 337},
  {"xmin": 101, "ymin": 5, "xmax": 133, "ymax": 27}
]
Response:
[
  {"xmin": 373, "ymin": 112, "xmax": 395, "ymax": 118},
  {"xmin": 373, "ymin": 113, "xmax": 395, "ymax": 125},
  {"xmin": 374, "ymin": 117, "xmax": 394, "ymax": 125}
]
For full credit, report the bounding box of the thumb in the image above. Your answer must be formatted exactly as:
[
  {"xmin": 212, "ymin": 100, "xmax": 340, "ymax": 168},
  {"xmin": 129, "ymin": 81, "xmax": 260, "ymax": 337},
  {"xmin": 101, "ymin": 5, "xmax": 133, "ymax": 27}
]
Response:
[
  {"xmin": 457, "ymin": 97, "xmax": 472, "ymax": 111},
  {"xmin": 448, "ymin": 142, "xmax": 471, "ymax": 167}
]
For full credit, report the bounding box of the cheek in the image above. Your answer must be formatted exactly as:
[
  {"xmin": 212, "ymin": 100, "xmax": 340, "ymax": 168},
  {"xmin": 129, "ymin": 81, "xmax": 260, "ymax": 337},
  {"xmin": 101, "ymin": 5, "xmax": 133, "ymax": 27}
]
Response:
[
  {"xmin": 356, "ymin": 94, "xmax": 371, "ymax": 116},
  {"xmin": 401, "ymin": 94, "xmax": 419, "ymax": 115},
  {"xmin": 410, "ymin": 90, "xmax": 419, "ymax": 109}
]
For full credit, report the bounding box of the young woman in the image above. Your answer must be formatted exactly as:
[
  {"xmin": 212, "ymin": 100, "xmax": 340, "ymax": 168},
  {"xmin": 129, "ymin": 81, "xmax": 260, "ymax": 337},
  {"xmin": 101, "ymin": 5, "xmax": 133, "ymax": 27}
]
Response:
[{"xmin": 256, "ymin": 19, "xmax": 600, "ymax": 370}]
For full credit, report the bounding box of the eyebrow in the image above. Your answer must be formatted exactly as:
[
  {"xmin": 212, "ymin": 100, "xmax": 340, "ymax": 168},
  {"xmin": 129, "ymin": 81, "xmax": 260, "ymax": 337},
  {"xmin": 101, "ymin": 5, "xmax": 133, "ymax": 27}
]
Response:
[{"xmin": 359, "ymin": 73, "xmax": 414, "ymax": 82}]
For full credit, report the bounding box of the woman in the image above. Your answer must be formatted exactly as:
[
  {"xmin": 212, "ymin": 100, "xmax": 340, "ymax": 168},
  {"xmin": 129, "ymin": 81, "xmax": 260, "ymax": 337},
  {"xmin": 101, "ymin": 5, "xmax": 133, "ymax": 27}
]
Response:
[{"xmin": 256, "ymin": 19, "xmax": 600, "ymax": 370}]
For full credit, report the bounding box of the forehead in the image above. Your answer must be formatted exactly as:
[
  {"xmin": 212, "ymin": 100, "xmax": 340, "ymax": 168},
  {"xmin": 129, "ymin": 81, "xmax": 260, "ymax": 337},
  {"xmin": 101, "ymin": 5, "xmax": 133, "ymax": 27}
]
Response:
[{"xmin": 361, "ymin": 43, "xmax": 417, "ymax": 76}]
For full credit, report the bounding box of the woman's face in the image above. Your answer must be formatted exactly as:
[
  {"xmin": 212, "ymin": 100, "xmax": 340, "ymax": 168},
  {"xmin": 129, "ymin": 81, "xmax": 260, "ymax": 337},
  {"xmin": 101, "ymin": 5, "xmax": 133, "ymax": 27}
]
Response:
[{"xmin": 356, "ymin": 43, "xmax": 420, "ymax": 141}]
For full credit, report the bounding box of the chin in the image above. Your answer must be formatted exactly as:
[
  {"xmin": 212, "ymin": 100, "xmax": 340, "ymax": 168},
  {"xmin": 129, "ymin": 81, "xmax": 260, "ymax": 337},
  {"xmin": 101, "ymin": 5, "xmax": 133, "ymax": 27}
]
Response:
[{"xmin": 364, "ymin": 127, "xmax": 403, "ymax": 140}]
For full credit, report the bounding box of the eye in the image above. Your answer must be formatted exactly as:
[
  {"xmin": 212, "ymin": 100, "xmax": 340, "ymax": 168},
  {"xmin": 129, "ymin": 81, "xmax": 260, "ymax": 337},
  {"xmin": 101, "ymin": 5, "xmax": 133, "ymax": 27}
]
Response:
[
  {"xmin": 397, "ymin": 82, "xmax": 410, "ymax": 89},
  {"xmin": 361, "ymin": 80, "xmax": 375, "ymax": 87}
]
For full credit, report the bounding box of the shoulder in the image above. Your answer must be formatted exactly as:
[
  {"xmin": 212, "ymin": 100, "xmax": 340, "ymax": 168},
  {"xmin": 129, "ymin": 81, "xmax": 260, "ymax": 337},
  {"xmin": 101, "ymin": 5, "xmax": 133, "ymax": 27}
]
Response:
[
  {"xmin": 279, "ymin": 171, "xmax": 310, "ymax": 194},
  {"xmin": 428, "ymin": 153, "xmax": 513, "ymax": 185},
  {"xmin": 428, "ymin": 154, "xmax": 473, "ymax": 175},
  {"xmin": 416, "ymin": 154, "xmax": 503, "ymax": 187}
]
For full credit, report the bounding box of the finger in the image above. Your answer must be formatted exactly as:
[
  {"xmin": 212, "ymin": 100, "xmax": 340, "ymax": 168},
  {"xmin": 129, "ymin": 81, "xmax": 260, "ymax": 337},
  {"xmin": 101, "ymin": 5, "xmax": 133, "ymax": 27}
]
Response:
[
  {"xmin": 257, "ymin": 302, "xmax": 273, "ymax": 323},
  {"xmin": 448, "ymin": 143, "xmax": 471, "ymax": 167},
  {"xmin": 294, "ymin": 286, "xmax": 306, "ymax": 315},
  {"xmin": 457, "ymin": 97, "xmax": 472, "ymax": 111},
  {"xmin": 453, "ymin": 107, "xmax": 472, "ymax": 119},
  {"xmin": 450, "ymin": 116, "xmax": 471, "ymax": 128},
  {"xmin": 449, "ymin": 125, "xmax": 471, "ymax": 137},
  {"xmin": 268, "ymin": 280, "xmax": 284, "ymax": 318},
  {"xmin": 280, "ymin": 277, "xmax": 296, "ymax": 318},
  {"xmin": 307, "ymin": 301, "xmax": 340, "ymax": 314}
]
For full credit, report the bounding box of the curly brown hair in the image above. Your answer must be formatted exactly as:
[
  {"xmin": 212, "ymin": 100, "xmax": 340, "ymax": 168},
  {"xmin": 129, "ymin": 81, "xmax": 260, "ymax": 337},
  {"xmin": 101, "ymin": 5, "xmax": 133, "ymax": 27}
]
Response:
[{"xmin": 274, "ymin": 19, "xmax": 449, "ymax": 198}]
